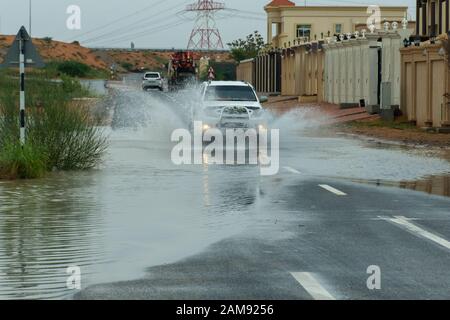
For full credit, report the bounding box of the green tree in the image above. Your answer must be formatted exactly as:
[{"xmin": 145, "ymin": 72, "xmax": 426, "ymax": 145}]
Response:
[{"xmin": 227, "ymin": 31, "xmax": 266, "ymax": 62}]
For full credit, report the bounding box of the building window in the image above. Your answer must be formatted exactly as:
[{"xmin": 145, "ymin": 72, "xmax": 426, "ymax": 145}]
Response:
[
  {"xmin": 335, "ymin": 24, "xmax": 343, "ymax": 34},
  {"xmin": 296, "ymin": 24, "xmax": 311, "ymax": 39}
]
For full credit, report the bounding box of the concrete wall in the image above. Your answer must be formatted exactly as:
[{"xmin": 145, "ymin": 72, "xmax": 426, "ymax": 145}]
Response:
[
  {"xmin": 280, "ymin": 43, "xmax": 324, "ymax": 101},
  {"xmin": 323, "ymin": 35, "xmax": 379, "ymax": 107},
  {"xmin": 400, "ymin": 44, "xmax": 450, "ymax": 128},
  {"xmin": 236, "ymin": 59, "xmax": 254, "ymax": 85},
  {"xmin": 322, "ymin": 27, "xmax": 411, "ymax": 110}
]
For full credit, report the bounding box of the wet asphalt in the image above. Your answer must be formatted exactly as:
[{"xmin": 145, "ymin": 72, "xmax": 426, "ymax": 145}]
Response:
[
  {"xmin": 1, "ymin": 80, "xmax": 449, "ymax": 300},
  {"xmin": 74, "ymin": 86, "xmax": 450, "ymax": 300},
  {"xmin": 75, "ymin": 175, "xmax": 450, "ymax": 300}
]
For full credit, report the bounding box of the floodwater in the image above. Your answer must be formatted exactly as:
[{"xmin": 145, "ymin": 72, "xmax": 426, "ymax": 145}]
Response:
[
  {"xmin": 0, "ymin": 82, "xmax": 449, "ymax": 299},
  {"xmin": 80, "ymin": 79, "xmax": 108, "ymax": 96},
  {"xmin": 347, "ymin": 175, "xmax": 450, "ymax": 198}
]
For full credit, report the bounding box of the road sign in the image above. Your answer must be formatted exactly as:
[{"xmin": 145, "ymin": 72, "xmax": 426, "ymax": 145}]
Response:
[
  {"xmin": 0, "ymin": 26, "xmax": 45, "ymax": 68},
  {"xmin": 0, "ymin": 26, "xmax": 45, "ymax": 145}
]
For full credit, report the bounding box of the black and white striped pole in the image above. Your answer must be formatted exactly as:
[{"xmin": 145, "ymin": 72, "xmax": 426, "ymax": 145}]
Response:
[
  {"xmin": 0, "ymin": 26, "xmax": 45, "ymax": 145},
  {"xmin": 19, "ymin": 36, "xmax": 26, "ymax": 145}
]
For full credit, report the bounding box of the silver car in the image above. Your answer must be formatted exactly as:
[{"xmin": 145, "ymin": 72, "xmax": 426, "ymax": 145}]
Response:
[
  {"xmin": 196, "ymin": 81, "xmax": 268, "ymax": 132},
  {"xmin": 142, "ymin": 72, "xmax": 163, "ymax": 91}
]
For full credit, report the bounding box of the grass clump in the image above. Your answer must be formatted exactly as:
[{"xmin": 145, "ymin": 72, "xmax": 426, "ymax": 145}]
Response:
[
  {"xmin": 43, "ymin": 60, "xmax": 109, "ymax": 79},
  {"xmin": 120, "ymin": 62, "xmax": 134, "ymax": 72},
  {"xmin": 0, "ymin": 71, "xmax": 108, "ymax": 179},
  {"xmin": 56, "ymin": 60, "xmax": 91, "ymax": 77},
  {"xmin": 0, "ymin": 142, "xmax": 47, "ymax": 179}
]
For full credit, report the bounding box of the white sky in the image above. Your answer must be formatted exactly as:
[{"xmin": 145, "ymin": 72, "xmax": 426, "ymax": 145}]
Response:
[{"xmin": 0, "ymin": 0, "xmax": 415, "ymax": 48}]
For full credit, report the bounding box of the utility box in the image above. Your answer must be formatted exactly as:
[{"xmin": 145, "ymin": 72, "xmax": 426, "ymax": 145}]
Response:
[
  {"xmin": 380, "ymin": 82, "xmax": 395, "ymax": 121},
  {"xmin": 381, "ymin": 82, "xmax": 392, "ymax": 110}
]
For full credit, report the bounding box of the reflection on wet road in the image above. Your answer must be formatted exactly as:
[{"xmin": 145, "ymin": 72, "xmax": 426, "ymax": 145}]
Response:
[
  {"xmin": 0, "ymin": 83, "xmax": 449, "ymax": 299},
  {"xmin": 348, "ymin": 175, "xmax": 450, "ymax": 198},
  {"xmin": 0, "ymin": 173, "xmax": 106, "ymax": 299}
]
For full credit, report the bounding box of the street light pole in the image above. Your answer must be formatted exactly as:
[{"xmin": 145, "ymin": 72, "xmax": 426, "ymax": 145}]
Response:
[{"xmin": 29, "ymin": 0, "xmax": 32, "ymax": 37}]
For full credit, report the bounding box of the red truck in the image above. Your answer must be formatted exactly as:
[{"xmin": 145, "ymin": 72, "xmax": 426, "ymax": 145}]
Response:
[{"xmin": 168, "ymin": 51, "xmax": 198, "ymax": 90}]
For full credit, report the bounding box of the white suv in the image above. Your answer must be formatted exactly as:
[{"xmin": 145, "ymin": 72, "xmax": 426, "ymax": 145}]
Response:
[
  {"xmin": 195, "ymin": 81, "xmax": 267, "ymax": 131},
  {"xmin": 142, "ymin": 72, "xmax": 163, "ymax": 91}
]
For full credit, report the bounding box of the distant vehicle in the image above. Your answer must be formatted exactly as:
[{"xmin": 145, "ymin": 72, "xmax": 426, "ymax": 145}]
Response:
[
  {"xmin": 195, "ymin": 81, "xmax": 268, "ymax": 132},
  {"xmin": 168, "ymin": 51, "xmax": 198, "ymax": 91},
  {"xmin": 142, "ymin": 72, "xmax": 164, "ymax": 91}
]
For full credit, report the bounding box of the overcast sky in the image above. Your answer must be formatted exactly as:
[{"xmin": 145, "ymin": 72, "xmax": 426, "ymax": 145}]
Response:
[{"xmin": 0, "ymin": 0, "xmax": 415, "ymax": 48}]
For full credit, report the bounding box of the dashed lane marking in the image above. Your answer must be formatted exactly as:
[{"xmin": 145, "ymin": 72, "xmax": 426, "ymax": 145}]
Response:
[
  {"xmin": 283, "ymin": 166, "xmax": 302, "ymax": 174},
  {"xmin": 380, "ymin": 216, "xmax": 450, "ymax": 251},
  {"xmin": 291, "ymin": 272, "xmax": 335, "ymax": 300},
  {"xmin": 318, "ymin": 184, "xmax": 347, "ymax": 196}
]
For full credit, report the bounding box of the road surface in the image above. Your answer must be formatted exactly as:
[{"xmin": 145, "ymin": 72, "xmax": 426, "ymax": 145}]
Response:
[
  {"xmin": 77, "ymin": 85, "xmax": 450, "ymax": 300},
  {"xmin": 1, "ymin": 83, "xmax": 449, "ymax": 300}
]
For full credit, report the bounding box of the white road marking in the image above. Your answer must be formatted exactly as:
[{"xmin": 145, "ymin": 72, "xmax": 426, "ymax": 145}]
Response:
[
  {"xmin": 380, "ymin": 216, "xmax": 450, "ymax": 250},
  {"xmin": 373, "ymin": 216, "xmax": 420, "ymax": 221},
  {"xmin": 291, "ymin": 272, "xmax": 335, "ymax": 300},
  {"xmin": 319, "ymin": 184, "xmax": 347, "ymax": 196},
  {"xmin": 283, "ymin": 166, "xmax": 302, "ymax": 174}
]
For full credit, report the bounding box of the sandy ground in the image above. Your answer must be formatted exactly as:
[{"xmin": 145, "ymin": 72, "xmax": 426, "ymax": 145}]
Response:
[
  {"xmin": 0, "ymin": 35, "xmax": 108, "ymax": 69},
  {"xmin": 337, "ymin": 123, "xmax": 450, "ymax": 161},
  {"xmin": 0, "ymin": 35, "xmax": 233, "ymax": 73}
]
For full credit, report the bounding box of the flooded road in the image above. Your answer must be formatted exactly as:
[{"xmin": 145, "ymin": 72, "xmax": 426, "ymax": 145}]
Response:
[{"xmin": 1, "ymin": 83, "xmax": 449, "ymax": 299}]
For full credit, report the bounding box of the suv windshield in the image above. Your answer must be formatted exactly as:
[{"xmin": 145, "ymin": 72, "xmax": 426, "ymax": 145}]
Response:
[
  {"xmin": 145, "ymin": 73, "xmax": 160, "ymax": 79},
  {"xmin": 205, "ymin": 85, "xmax": 257, "ymax": 102}
]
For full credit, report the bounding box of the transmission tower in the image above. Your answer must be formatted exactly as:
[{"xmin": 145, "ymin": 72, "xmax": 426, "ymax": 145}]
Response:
[{"xmin": 186, "ymin": 0, "xmax": 225, "ymax": 50}]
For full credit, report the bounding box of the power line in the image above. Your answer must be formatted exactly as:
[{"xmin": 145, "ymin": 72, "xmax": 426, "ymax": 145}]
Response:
[
  {"xmin": 233, "ymin": 15, "xmax": 266, "ymax": 21},
  {"xmin": 217, "ymin": 13, "xmax": 266, "ymax": 21},
  {"xmin": 29, "ymin": 0, "xmax": 32, "ymax": 36},
  {"xmin": 65, "ymin": 0, "xmax": 163, "ymax": 42},
  {"xmin": 85, "ymin": 15, "xmax": 181, "ymax": 46},
  {"xmin": 93, "ymin": 21, "xmax": 190, "ymax": 47},
  {"xmin": 81, "ymin": 1, "xmax": 187, "ymax": 44},
  {"xmin": 224, "ymin": 8, "xmax": 266, "ymax": 17},
  {"xmin": 91, "ymin": 19, "xmax": 189, "ymax": 47}
]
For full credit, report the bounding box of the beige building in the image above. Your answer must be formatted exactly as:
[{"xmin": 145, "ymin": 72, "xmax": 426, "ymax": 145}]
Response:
[
  {"xmin": 265, "ymin": 0, "xmax": 409, "ymax": 48},
  {"xmin": 400, "ymin": 43, "xmax": 450, "ymax": 129},
  {"xmin": 416, "ymin": 0, "xmax": 449, "ymax": 37}
]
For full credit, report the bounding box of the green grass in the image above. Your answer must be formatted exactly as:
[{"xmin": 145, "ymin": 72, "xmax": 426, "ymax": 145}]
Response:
[
  {"xmin": 20, "ymin": 60, "xmax": 110, "ymax": 80},
  {"xmin": 0, "ymin": 142, "xmax": 47, "ymax": 179},
  {"xmin": 0, "ymin": 71, "xmax": 108, "ymax": 180}
]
